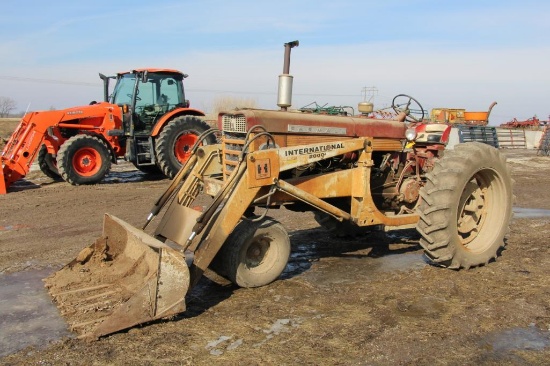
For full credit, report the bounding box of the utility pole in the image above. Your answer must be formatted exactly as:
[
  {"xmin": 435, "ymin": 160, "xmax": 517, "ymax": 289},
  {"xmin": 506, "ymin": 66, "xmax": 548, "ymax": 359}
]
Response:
[{"xmin": 361, "ymin": 86, "xmax": 378, "ymax": 102}]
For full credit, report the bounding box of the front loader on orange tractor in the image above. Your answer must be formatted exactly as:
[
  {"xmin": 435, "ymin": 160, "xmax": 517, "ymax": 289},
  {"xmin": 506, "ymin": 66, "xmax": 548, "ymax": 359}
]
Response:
[{"xmin": 0, "ymin": 68, "xmax": 215, "ymax": 194}]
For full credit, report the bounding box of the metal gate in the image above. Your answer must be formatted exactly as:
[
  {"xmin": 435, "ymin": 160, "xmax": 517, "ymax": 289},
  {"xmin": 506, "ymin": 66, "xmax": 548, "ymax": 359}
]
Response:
[
  {"xmin": 496, "ymin": 128, "xmax": 527, "ymax": 149},
  {"xmin": 458, "ymin": 125, "xmax": 499, "ymax": 148}
]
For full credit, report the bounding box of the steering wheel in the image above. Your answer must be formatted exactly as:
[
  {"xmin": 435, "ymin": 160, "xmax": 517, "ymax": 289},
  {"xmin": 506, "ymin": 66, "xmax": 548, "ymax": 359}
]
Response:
[
  {"xmin": 127, "ymin": 89, "xmax": 141, "ymax": 101},
  {"xmin": 391, "ymin": 94, "xmax": 425, "ymax": 122}
]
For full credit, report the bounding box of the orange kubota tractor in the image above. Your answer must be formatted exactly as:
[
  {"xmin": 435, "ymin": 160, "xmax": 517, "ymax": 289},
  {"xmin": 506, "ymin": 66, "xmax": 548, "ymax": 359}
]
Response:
[{"xmin": 0, "ymin": 68, "xmax": 215, "ymax": 194}]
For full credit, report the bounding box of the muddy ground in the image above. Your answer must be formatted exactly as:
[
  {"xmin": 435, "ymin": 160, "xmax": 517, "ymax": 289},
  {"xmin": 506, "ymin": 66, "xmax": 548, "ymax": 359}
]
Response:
[{"xmin": 0, "ymin": 148, "xmax": 549, "ymax": 365}]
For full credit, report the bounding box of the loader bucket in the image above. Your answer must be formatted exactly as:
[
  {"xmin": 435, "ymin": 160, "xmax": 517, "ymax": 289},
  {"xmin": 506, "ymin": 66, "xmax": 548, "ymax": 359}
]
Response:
[{"xmin": 44, "ymin": 214, "xmax": 189, "ymax": 340}]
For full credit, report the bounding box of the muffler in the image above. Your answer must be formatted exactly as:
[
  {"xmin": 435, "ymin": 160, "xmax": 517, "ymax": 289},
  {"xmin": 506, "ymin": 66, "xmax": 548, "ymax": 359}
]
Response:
[
  {"xmin": 44, "ymin": 214, "xmax": 189, "ymax": 340},
  {"xmin": 277, "ymin": 40, "xmax": 299, "ymax": 111}
]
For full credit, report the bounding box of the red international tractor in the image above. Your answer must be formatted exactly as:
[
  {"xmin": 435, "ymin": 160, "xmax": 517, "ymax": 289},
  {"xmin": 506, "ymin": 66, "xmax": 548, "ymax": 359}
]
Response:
[
  {"xmin": 45, "ymin": 42, "xmax": 513, "ymax": 340},
  {"xmin": 0, "ymin": 68, "xmax": 215, "ymax": 194}
]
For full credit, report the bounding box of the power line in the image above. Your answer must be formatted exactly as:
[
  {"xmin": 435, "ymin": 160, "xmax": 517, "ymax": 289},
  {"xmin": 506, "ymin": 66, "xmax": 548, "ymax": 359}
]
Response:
[
  {"xmin": 0, "ymin": 75, "xmax": 99, "ymax": 87},
  {"xmin": 190, "ymin": 88, "xmax": 360, "ymax": 98},
  {"xmin": 0, "ymin": 75, "xmax": 361, "ymax": 98}
]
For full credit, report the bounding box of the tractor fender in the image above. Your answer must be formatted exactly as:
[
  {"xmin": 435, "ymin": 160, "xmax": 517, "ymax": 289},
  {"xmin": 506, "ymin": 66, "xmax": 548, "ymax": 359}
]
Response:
[
  {"xmin": 151, "ymin": 108, "xmax": 205, "ymax": 137},
  {"xmin": 98, "ymin": 134, "xmax": 119, "ymax": 164}
]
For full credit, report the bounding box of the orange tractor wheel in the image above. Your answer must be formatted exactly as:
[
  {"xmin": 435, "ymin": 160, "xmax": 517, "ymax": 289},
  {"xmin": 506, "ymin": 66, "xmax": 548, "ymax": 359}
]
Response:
[
  {"xmin": 57, "ymin": 135, "xmax": 112, "ymax": 185},
  {"xmin": 38, "ymin": 144, "xmax": 62, "ymax": 180},
  {"xmin": 155, "ymin": 116, "xmax": 215, "ymax": 179}
]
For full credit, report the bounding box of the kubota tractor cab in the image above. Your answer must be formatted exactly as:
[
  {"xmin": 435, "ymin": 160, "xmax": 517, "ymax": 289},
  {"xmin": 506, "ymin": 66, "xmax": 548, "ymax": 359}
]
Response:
[
  {"xmin": 0, "ymin": 68, "xmax": 215, "ymax": 194},
  {"xmin": 98, "ymin": 69, "xmax": 214, "ymax": 175},
  {"xmin": 103, "ymin": 69, "xmax": 188, "ymax": 135}
]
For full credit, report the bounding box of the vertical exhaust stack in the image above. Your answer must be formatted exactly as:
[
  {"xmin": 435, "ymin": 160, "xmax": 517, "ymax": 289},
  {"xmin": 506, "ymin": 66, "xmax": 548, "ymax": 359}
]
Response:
[{"xmin": 277, "ymin": 40, "xmax": 299, "ymax": 111}]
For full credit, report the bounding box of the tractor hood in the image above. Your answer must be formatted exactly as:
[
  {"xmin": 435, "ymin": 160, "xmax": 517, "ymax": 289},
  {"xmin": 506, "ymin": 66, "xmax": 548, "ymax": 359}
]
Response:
[{"xmin": 218, "ymin": 108, "xmax": 408, "ymax": 140}]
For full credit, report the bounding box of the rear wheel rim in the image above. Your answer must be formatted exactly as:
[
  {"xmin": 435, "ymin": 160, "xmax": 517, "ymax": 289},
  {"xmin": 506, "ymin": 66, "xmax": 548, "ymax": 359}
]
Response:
[
  {"xmin": 72, "ymin": 147, "xmax": 102, "ymax": 176},
  {"xmin": 173, "ymin": 133, "xmax": 198, "ymax": 164},
  {"xmin": 457, "ymin": 171, "xmax": 495, "ymax": 251}
]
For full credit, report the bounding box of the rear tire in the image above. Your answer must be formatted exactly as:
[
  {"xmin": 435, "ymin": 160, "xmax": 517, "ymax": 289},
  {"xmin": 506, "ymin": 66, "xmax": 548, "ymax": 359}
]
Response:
[
  {"xmin": 57, "ymin": 135, "xmax": 111, "ymax": 185},
  {"xmin": 155, "ymin": 116, "xmax": 214, "ymax": 179},
  {"xmin": 38, "ymin": 144, "xmax": 62, "ymax": 180},
  {"xmin": 212, "ymin": 217, "xmax": 290, "ymax": 288},
  {"xmin": 416, "ymin": 142, "xmax": 513, "ymax": 269}
]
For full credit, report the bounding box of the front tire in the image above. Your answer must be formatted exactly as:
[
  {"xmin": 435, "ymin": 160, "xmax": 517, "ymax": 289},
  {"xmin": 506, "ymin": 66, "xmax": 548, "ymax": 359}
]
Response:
[
  {"xmin": 38, "ymin": 144, "xmax": 61, "ymax": 180},
  {"xmin": 416, "ymin": 142, "xmax": 513, "ymax": 269},
  {"xmin": 212, "ymin": 217, "xmax": 291, "ymax": 288},
  {"xmin": 155, "ymin": 116, "xmax": 214, "ymax": 179},
  {"xmin": 57, "ymin": 135, "xmax": 111, "ymax": 185}
]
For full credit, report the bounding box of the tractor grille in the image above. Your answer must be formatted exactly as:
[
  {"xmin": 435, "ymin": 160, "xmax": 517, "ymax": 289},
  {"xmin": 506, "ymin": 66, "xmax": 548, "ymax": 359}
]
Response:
[
  {"xmin": 222, "ymin": 114, "xmax": 247, "ymax": 133},
  {"xmin": 222, "ymin": 132, "xmax": 246, "ymax": 178}
]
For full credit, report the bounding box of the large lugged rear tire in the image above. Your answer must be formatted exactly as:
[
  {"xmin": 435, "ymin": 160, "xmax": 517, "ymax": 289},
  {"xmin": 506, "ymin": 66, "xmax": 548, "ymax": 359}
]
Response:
[
  {"xmin": 155, "ymin": 116, "xmax": 214, "ymax": 179},
  {"xmin": 212, "ymin": 217, "xmax": 291, "ymax": 288},
  {"xmin": 57, "ymin": 135, "xmax": 112, "ymax": 185},
  {"xmin": 416, "ymin": 142, "xmax": 513, "ymax": 269},
  {"xmin": 38, "ymin": 144, "xmax": 62, "ymax": 180}
]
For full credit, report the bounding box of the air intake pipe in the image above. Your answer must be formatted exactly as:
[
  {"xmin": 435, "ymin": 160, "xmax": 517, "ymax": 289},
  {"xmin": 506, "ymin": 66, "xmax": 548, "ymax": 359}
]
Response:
[{"xmin": 277, "ymin": 40, "xmax": 299, "ymax": 111}]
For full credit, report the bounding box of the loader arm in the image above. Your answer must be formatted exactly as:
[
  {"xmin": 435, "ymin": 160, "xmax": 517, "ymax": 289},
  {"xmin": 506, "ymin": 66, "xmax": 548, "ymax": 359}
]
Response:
[
  {"xmin": 0, "ymin": 111, "xmax": 66, "ymax": 193},
  {"xmin": 157, "ymin": 137, "xmax": 417, "ymax": 282}
]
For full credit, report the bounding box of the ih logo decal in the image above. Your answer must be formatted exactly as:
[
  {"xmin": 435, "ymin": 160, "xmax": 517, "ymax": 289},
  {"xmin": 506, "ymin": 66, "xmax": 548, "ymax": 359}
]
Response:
[{"xmin": 255, "ymin": 159, "xmax": 271, "ymax": 179}]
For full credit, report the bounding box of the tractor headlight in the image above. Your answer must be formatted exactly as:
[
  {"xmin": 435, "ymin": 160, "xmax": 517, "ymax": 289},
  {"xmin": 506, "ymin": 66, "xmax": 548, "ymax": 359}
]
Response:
[{"xmin": 405, "ymin": 128, "xmax": 417, "ymax": 141}]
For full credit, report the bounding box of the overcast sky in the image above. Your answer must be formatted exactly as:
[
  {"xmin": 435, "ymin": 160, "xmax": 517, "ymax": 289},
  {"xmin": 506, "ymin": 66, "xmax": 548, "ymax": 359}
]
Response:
[{"xmin": 0, "ymin": 0, "xmax": 548, "ymax": 125}]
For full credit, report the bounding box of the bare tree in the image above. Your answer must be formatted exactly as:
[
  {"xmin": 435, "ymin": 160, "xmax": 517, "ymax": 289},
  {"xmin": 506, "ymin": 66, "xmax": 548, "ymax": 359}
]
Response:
[{"xmin": 0, "ymin": 97, "xmax": 17, "ymax": 118}]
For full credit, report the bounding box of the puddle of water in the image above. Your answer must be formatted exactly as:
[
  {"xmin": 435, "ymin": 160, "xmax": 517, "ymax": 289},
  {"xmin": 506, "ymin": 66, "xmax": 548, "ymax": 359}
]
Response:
[
  {"xmin": 297, "ymin": 253, "xmax": 426, "ymax": 286},
  {"xmin": 513, "ymin": 207, "xmax": 550, "ymax": 219},
  {"xmin": 482, "ymin": 324, "xmax": 550, "ymax": 353},
  {"xmin": 0, "ymin": 269, "xmax": 72, "ymax": 357},
  {"xmin": 376, "ymin": 253, "xmax": 428, "ymax": 272}
]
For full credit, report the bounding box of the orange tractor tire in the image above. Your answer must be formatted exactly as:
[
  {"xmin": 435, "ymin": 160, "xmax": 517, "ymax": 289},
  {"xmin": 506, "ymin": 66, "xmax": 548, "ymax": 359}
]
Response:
[
  {"xmin": 57, "ymin": 135, "xmax": 112, "ymax": 185},
  {"xmin": 38, "ymin": 144, "xmax": 62, "ymax": 181},
  {"xmin": 155, "ymin": 116, "xmax": 215, "ymax": 179}
]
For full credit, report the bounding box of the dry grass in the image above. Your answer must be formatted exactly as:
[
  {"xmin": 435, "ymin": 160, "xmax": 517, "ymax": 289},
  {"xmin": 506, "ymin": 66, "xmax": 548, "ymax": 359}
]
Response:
[
  {"xmin": 0, "ymin": 118, "xmax": 20, "ymax": 148},
  {"xmin": 205, "ymin": 96, "xmax": 258, "ymax": 120}
]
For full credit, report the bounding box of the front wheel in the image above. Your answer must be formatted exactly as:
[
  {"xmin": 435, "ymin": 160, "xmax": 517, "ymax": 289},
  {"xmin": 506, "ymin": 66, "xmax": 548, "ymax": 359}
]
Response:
[
  {"xmin": 416, "ymin": 142, "xmax": 513, "ymax": 269},
  {"xmin": 38, "ymin": 144, "xmax": 61, "ymax": 180},
  {"xmin": 155, "ymin": 116, "xmax": 215, "ymax": 179},
  {"xmin": 57, "ymin": 135, "xmax": 112, "ymax": 185},
  {"xmin": 211, "ymin": 217, "xmax": 291, "ymax": 288}
]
